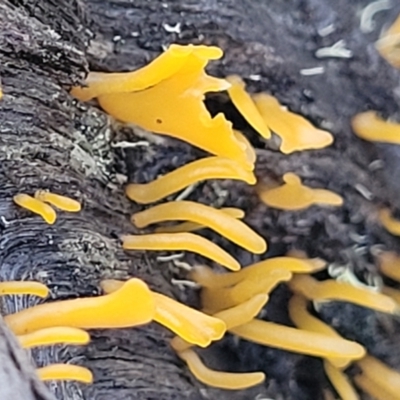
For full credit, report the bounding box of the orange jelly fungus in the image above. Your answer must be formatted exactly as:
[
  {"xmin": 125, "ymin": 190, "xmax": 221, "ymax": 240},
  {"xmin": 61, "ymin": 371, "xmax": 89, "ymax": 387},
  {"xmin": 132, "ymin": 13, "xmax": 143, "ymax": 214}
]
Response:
[
  {"xmin": 122, "ymin": 233, "xmax": 240, "ymax": 271},
  {"xmin": 288, "ymin": 294, "xmax": 365, "ymax": 368},
  {"xmin": 375, "ymin": 14, "xmax": 400, "ymax": 69},
  {"xmin": 226, "ymin": 75, "xmax": 270, "ymax": 138},
  {"xmin": 13, "ymin": 193, "xmax": 56, "ymax": 224},
  {"xmin": 0, "ymin": 281, "xmax": 49, "ymax": 298},
  {"xmin": 357, "ymin": 355, "xmax": 400, "ymax": 399},
  {"xmin": 257, "ymin": 173, "xmax": 343, "ymax": 211},
  {"xmin": 132, "ymin": 201, "xmax": 267, "ymax": 254},
  {"xmin": 378, "ymin": 208, "xmax": 400, "ymax": 236},
  {"xmin": 352, "ymin": 111, "xmax": 400, "ymax": 144},
  {"xmin": 288, "ymin": 275, "xmax": 397, "ymax": 314},
  {"xmin": 171, "ymin": 293, "xmax": 268, "ymax": 353},
  {"xmin": 377, "ymin": 251, "xmax": 400, "ymax": 282},
  {"xmin": 18, "ymin": 327, "xmax": 90, "ymax": 349},
  {"xmin": 72, "ymin": 44, "xmax": 248, "ymax": 165},
  {"xmin": 5, "ymin": 278, "xmax": 155, "ymax": 335},
  {"xmin": 125, "ymin": 156, "xmax": 256, "ymax": 204},
  {"xmin": 253, "ymin": 93, "xmax": 333, "ymax": 154},
  {"xmin": 34, "ymin": 190, "xmax": 81, "ymax": 212},
  {"xmin": 230, "ymin": 320, "xmax": 365, "ymax": 359},
  {"xmin": 155, "ymin": 207, "xmax": 245, "ymax": 233},
  {"xmin": 323, "ymin": 360, "xmax": 359, "ymax": 400},
  {"xmin": 37, "ymin": 364, "xmax": 93, "ymax": 383},
  {"xmin": 177, "ymin": 349, "xmax": 265, "ymax": 390},
  {"xmin": 190, "ymin": 257, "xmax": 326, "ymax": 289},
  {"xmin": 100, "ymin": 279, "xmax": 226, "ymax": 347}
]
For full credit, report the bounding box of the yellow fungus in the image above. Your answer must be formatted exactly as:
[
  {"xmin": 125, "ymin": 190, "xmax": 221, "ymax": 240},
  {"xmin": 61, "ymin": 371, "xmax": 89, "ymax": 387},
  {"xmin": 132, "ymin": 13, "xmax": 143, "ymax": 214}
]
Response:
[
  {"xmin": 354, "ymin": 374, "xmax": 399, "ymax": 400},
  {"xmin": 375, "ymin": 14, "xmax": 400, "ymax": 69},
  {"xmin": 100, "ymin": 279, "xmax": 226, "ymax": 347},
  {"xmin": 71, "ymin": 44, "xmax": 223, "ymax": 101},
  {"xmin": 233, "ymin": 130, "xmax": 257, "ymax": 168},
  {"xmin": 122, "ymin": 233, "xmax": 240, "ymax": 271},
  {"xmin": 382, "ymin": 285, "xmax": 400, "ymax": 305},
  {"xmin": 253, "ymin": 93, "xmax": 333, "ymax": 153},
  {"xmin": 377, "ymin": 251, "xmax": 400, "ymax": 282},
  {"xmin": 323, "ymin": 361, "xmax": 359, "ymax": 400},
  {"xmin": 288, "ymin": 275, "xmax": 397, "ymax": 314},
  {"xmin": 34, "ymin": 190, "xmax": 81, "ymax": 212},
  {"xmin": 13, "ymin": 193, "xmax": 57, "ymax": 224},
  {"xmin": 132, "ymin": 201, "xmax": 267, "ymax": 254},
  {"xmin": 230, "ymin": 320, "xmax": 365, "ymax": 360},
  {"xmin": 18, "ymin": 327, "xmax": 90, "ymax": 348},
  {"xmin": 352, "ymin": 111, "xmax": 400, "ymax": 144},
  {"xmin": 177, "ymin": 349, "xmax": 265, "ymax": 390},
  {"xmin": 5, "ymin": 278, "xmax": 155, "ymax": 335},
  {"xmin": 171, "ymin": 293, "xmax": 269, "ymax": 353},
  {"xmin": 126, "ymin": 156, "xmax": 256, "ymax": 204},
  {"xmin": 378, "ymin": 208, "xmax": 400, "ymax": 236},
  {"xmin": 0, "ymin": 281, "xmax": 49, "ymax": 298},
  {"xmin": 288, "ymin": 295, "xmax": 365, "ymax": 368},
  {"xmin": 190, "ymin": 257, "xmax": 326, "ymax": 289},
  {"xmin": 155, "ymin": 207, "xmax": 245, "ymax": 233},
  {"xmin": 357, "ymin": 355, "xmax": 400, "ymax": 399},
  {"xmin": 257, "ymin": 173, "xmax": 343, "ymax": 211},
  {"xmin": 201, "ymin": 269, "xmax": 291, "ymax": 312},
  {"xmin": 226, "ymin": 75, "xmax": 270, "ymax": 138},
  {"xmin": 37, "ymin": 364, "xmax": 93, "ymax": 383}
]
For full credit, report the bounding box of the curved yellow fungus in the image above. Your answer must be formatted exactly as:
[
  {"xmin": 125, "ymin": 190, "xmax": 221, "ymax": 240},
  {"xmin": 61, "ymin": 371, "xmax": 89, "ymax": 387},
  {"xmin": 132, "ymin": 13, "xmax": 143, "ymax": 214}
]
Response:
[
  {"xmin": 5, "ymin": 278, "xmax": 155, "ymax": 335},
  {"xmin": 126, "ymin": 156, "xmax": 256, "ymax": 204},
  {"xmin": 71, "ymin": 44, "xmax": 223, "ymax": 101},
  {"xmin": 171, "ymin": 294, "xmax": 268, "ymax": 353},
  {"xmin": 233, "ymin": 130, "xmax": 257, "ymax": 168},
  {"xmin": 177, "ymin": 349, "xmax": 265, "ymax": 390},
  {"xmin": 122, "ymin": 233, "xmax": 240, "ymax": 271},
  {"xmin": 357, "ymin": 355, "xmax": 400, "ymax": 399},
  {"xmin": 0, "ymin": 281, "xmax": 49, "ymax": 298},
  {"xmin": 288, "ymin": 295, "xmax": 365, "ymax": 368},
  {"xmin": 377, "ymin": 251, "xmax": 400, "ymax": 282},
  {"xmin": 37, "ymin": 364, "xmax": 93, "ymax": 383},
  {"xmin": 18, "ymin": 327, "xmax": 90, "ymax": 348},
  {"xmin": 257, "ymin": 173, "xmax": 343, "ymax": 211},
  {"xmin": 190, "ymin": 257, "xmax": 326, "ymax": 289},
  {"xmin": 323, "ymin": 361, "xmax": 359, "ymax": 400},
  {"xmin": 201, "ymin": 269, "xmax": 291, "ymax": 312},
  {"xmin": 253, "ymin": 93, "xmax": 333, "ymax": 153},
  {"xmin": 378, "ymin": 208, "xmax": 400, "ymax": 236},
  {"xmin": 100, "ymin": 279, "xmax": 226, "ymax": 347},
  {"xmin": 354, "ymin": 374, "xmax": 398, "ymax": 400},
  {"xmin": 375, "ymin": 14, "xmax": 400, "ymax": 69},
  {"xmin": 352, "ymin": 111, "xmax": 400, "ymax": 144},
  {"xmin": 288, "ymin": 275, "xmax": 397, "ymax": 314},
  {"xmin": 155, "ymin": 207, "xmax": 245, "ymax": 233},
  {"xmin": 132, "ymin": 201, "xmax": 267, "ymax": 254},
  {"xmin": 13, "ymin": 193, "xmax": 57, "ymax": 224},
  {"xmin": 226, "ymin": 75, "xmax": 270, "ymax": 138},
  {"xmin": 230, "ymin": 320, "xmax": 365, "ymax": 360},
  {"xmin": 34, "ymin": 190, "xmax": 81, "ymax": 212}
]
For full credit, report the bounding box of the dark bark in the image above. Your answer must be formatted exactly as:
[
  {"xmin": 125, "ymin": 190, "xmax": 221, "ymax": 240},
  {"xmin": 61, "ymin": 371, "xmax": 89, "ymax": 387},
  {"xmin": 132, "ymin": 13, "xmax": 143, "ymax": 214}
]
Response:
[{"xmin": 1, "ymin": 0, "xmax": 400, "ymax": 399}]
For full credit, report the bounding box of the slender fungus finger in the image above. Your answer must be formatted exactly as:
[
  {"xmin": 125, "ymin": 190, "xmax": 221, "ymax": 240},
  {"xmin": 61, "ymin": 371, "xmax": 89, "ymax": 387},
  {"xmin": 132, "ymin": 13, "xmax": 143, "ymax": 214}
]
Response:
[
  {"xmin": 177, "ymin": 349, "xmax": 265, "ymax": 390},
  {"xmin": 230, "ymin": 320, "xmax": 366, "ymax": 360},
  {"xmin": 13, "ymin": 194, "xmax": 57, "ymax": 224},
  {"xmin": 34, "ymin": 190, "xmax": 81, "ymax": 212},
  {"xmin": 18, "ymin": 327, "xmax": 90, "ymax": 349},
  {"xmin": 122, "ymin": 233, "xmax": 241, "ymax": 271},
  {"xmin": 0, "ymin": 281, "xmax": 49, "ymax": 298},
  {"xmin": 288, "ymin": 274, "xmax": 397, "ymax": 314},
  {"xmin": 377, "ymin": 251, "xmax": 400, "ymax": 282},
  {"xmin": 288, "ymin": 295, "xmax": 365, "ymax": 367},
  {"xmin": 37, "ymin": 364, "xmax": 93, "ymax": 383},
  {"xmin": 323, "ymin": 361, "xmax": 359, "ymax": 400},
  {"xmin": 233, "ymin": 130, "xmax": 257, "ymax": 168},
  {"xmin": 354, "ymin": 374, "xmax": 398, "ymax": 400},
  {"xmin": 5, "ymin": 278, "xmax": 155, "ymax": 335},
  {"xmin": 132, "ymin": 201, "xmax": 267, "ymax": 254},
  {"xmin": 125, "ymin": 156, "xmax": 256, "ymax": 204},
  {"xmin": 378, "ymin": 208, "xmax": 400, "ymax": 236}
]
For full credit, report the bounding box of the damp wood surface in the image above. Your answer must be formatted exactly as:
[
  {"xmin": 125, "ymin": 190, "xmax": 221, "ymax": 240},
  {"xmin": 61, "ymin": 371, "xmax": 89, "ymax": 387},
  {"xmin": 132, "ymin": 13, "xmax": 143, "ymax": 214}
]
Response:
[{"xmin": 1, "ymin": 0, "xmax": 400, "ymax": 400}]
